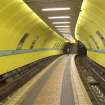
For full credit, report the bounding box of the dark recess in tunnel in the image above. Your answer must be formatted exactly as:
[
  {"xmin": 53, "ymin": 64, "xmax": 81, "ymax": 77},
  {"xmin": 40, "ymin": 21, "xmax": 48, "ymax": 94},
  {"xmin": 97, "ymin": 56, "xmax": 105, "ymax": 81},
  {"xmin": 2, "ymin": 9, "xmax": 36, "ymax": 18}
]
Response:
[
  {"xmin": 63, "ymin": 42, "xmax": 77, "ymax": 54},
  {"xmin": 63, "ymin": 41, "xmax": 87, "ymax": 56},
  {"xmin": 77, "ymin": 41, "xmax": 87, "ymax": 56}
]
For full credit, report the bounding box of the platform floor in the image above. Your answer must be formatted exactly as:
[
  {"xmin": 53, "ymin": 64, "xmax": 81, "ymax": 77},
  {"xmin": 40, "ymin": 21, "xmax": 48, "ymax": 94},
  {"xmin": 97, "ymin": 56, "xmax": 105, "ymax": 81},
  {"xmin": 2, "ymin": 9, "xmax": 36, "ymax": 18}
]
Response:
[{"xmin": 4, "ymin": 55, "xmax": 93, "ymax": 105}]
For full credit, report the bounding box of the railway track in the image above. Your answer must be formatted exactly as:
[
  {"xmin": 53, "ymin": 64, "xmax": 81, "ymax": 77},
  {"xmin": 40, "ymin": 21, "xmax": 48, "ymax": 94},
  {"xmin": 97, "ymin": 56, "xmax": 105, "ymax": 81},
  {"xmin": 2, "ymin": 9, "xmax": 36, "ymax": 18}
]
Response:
[
  {"xmin": 0, "ymin": 55, "xmax": 59, "ymax": 102},
  {"xmin": 75, "ymin": 55, "xmax": 105, "ymax": 105}
]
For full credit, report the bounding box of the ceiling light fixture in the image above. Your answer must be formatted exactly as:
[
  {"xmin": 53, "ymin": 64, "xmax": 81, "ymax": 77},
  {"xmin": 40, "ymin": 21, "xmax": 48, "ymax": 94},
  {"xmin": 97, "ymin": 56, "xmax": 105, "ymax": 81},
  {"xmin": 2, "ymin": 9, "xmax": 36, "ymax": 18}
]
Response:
[
  {"xmin": 58, "ymin": 29, "xmax": 70, "ymax": 31},
  {"xmin": 60, "ymin": 32, "xmax": 70, "ymax": 34},
  {"xmin": 59, "ymin": 31, "xmax": 70, "ymax": 33},
  {"xmin": 52, "ymin": 22, "xmax": 70, "ymax": 24},
  {"xmin": 55, "ymin": 25, "xmax": 70, "ymax": 28},
  {"xmin": 42, "ymin": 7, "xmax": 70, "ymax": 11},
  {"xmin": 48, "ymin": 16, "xmax": 70, "ymax": 19},
  {"xmin": 56, "ymin": 28, "xmax": 71, "ymax": 31}
]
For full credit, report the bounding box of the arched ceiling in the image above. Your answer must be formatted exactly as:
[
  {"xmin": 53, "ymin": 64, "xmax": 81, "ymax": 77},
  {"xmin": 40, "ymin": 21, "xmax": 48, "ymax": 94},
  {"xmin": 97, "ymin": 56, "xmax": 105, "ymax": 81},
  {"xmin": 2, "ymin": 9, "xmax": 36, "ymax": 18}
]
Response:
[{"xmin": 24, "ymin": 0, "xmax": 83, "ymax": 38}]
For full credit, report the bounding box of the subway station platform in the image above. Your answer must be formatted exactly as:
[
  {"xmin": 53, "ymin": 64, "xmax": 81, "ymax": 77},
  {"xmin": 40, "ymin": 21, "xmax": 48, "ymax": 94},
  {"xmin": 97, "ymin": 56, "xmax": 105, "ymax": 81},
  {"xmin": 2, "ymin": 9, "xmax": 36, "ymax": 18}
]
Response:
[
  {"xmin": 3, "ymin": 55, "xmax": 92, "ymax": 105},
  {"xmin": 1, "ymin": 0, "xmax": 105, "ymax": 105}
]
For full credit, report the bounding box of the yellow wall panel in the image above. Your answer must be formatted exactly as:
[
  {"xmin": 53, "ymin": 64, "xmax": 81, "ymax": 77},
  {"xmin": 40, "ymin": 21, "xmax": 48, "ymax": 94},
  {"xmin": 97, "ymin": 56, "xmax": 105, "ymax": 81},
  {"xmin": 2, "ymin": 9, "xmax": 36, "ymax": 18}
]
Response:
[
  {"xmin": 0, "ymin": 0, "xmax": 66, "ymax": 75},
  {"xmin": 75, "ymin": 0, "xmax": 105, "ymax": 67},
  {"xmin": 0, "ymin": 50, "xmax": 62, "ymax": 75}
]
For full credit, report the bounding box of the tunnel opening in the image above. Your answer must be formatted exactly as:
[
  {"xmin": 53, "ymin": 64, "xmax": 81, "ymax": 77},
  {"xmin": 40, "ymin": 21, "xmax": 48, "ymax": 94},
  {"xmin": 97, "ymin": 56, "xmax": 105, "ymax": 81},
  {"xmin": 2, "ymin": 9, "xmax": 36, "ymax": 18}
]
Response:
[
  {"xmin": 63, "ymin": 41, "xmax": 87, "ymax": 56},
  {"xmin": 63, "ymin": 42, "xmax": 77, "ymax": 54},
  {"xmin": 77, "ymin": 41, "xmax": 87, "ymax": 56}
]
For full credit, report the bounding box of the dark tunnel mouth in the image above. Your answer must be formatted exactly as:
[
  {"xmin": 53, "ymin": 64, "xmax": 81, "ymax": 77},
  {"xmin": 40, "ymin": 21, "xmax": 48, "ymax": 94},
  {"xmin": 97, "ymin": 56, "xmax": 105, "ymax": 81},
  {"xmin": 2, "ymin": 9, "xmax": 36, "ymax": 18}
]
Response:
[{"xmin": 63, "ymin": 41, "xmax": 87, "ymax": 56}]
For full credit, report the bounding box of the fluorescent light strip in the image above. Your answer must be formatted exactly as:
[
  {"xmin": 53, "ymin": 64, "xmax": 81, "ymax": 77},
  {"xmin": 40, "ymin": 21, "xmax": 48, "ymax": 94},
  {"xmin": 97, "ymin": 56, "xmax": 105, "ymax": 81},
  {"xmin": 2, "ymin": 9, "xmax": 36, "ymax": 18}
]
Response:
[
  {"xmin": 42, "ymin": 7, "xmax": 70, "ymax": 11},
  {"xmin": 59, "ymin": 31, "xmax": 71, "ymax": 33},
  {"xmin": 59, "ymin": 30, "xmax": 70, "ymax": 32},
  {"xmin": 57, "ymin": 29, "xmax": 70, "ymax": 31},
  {"xmin": 56, "ymin": 28, "xmax": 71, "ymax": 31},
  {"xmin": 48, "ymin": 16, "xmax": 70, "ymax": 19},
  {"xmin": 60, "ymin": 32, "xmax": 70, "ymax": 34},
  {"xmin": 52, "ymin": 22, "xmax": 70, "ymax": 24},
  {"xmin": 58, "ymin": 30, "xmax": 70, "ymax": 32},
  {"xmin": 56, "ymin": 28, "xmax": 70, "ymax": 29},
  {"xmin": 60, "ymin": 31, "xmax": 70, "ymax": 32},
  {"xmin": 55, "ymin": 26, "xmax": 70, "ymax": 28},
  {"xmin": 60, "ymin": 33, "xmax": 70, "ymax": 34}
]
